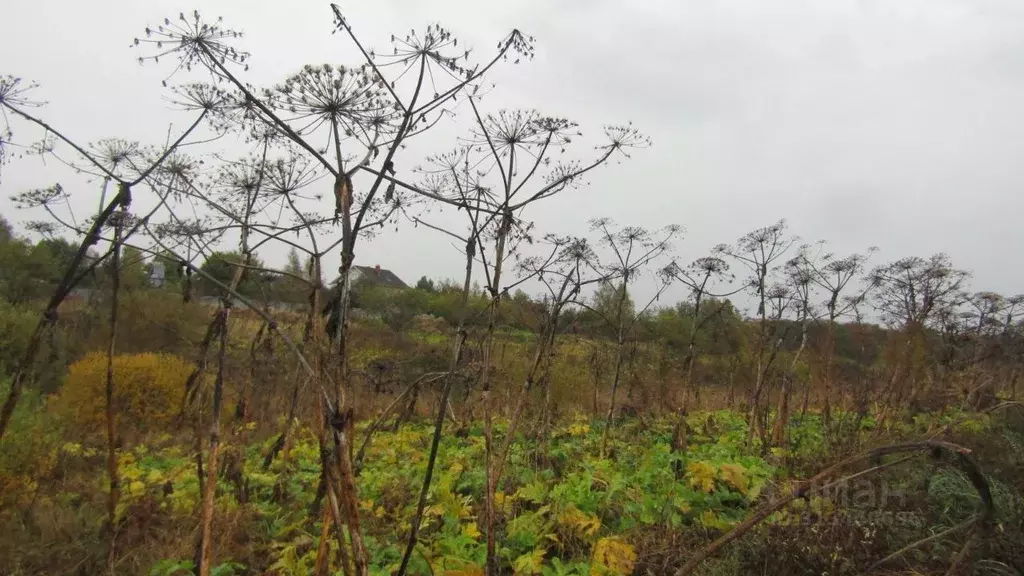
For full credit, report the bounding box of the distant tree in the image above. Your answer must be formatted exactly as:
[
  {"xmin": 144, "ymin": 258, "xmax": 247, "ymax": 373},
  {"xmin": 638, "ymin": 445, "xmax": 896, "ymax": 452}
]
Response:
[
  {"xmin": 415, "ymin": 276, "xmax": 436, "ymax": 293},
  {"xmin": 271, "ymin": 247, "xmax": 311, "ymax": 304},
  {"xmin": 590, "ymin": 280, "xmax": 636, "ymax": 333},
  {"xmin": 198, "ymin": 250, "xmax": 269, "ymax": 298},
  {"xmin": 98, "ymin": 245, "xmax": 148, "ymax": 292},
  {"xmin": 34, "ymin": 237, "xmax": 79, "ymax": 283},
  {"xmin": 0, "ymin": 217, "xmax": 74, "ymax": 303}
]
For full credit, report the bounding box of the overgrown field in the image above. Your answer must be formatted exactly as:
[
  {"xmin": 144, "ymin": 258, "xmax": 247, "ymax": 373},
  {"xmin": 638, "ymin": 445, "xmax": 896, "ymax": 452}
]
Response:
[
  {"xmin": 4, "ymin": 391, "xmax": 1023, "ymax": 575},
  {"xmin": 2, "ymin": 6, "xmax": 1024, "ymax": 574}
]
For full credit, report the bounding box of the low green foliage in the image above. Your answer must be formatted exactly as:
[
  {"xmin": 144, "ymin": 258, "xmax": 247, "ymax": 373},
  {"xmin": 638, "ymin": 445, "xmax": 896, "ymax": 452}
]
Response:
[
  {"xmin": 120, "ymin": 413, "xmax": 777, "ymax": 574},
  {"xmin": 4, "ymin": 405, "xmax": 1021, "ymax": 574}
]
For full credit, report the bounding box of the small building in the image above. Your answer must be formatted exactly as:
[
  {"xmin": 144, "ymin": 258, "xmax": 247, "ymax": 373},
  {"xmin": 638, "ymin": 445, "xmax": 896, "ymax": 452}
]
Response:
[
  {"xmin": 348, "ymin": 264, "xmax": 408, "ymax": 290},
  {"xmin": 149, "ymin": 260, "xmax": 166, "ymax": 288},
  {"xmin": 322, "ymin": 264, "xmax": 407, "ymax": 337}
]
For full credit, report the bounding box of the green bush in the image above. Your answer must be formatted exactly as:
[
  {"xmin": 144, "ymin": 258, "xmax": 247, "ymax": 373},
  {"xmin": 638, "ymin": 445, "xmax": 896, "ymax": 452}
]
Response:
[
  {"xmin": 0, "ymin": 299, "xmax": 37, "ymax": 374},
  {"xmin": 0, "ymin": 299, "xmax": 66, "ymax": 393},
  {"xmin": 0, "ymin": 378, "xmax": 63, "ymax": 508}
]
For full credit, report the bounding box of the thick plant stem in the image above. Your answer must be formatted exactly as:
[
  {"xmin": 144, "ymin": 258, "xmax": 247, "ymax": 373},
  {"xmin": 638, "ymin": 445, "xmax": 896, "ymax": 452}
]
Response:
[
  {"xmin": 600, "ymin": 275, "xmax": 631, "ymax": 457},
  {"xmin": 396, "ymin": 243, "xmax": 475, "ymax": 576},
  {"xmin": 313, "ymin": 257, "xmax": 368, "ymax": 575},
  {"xmin": 313, "ymin": 508, "xmax": 333, "ymax": 576},
  {"xmin": 482, "ymin": 216, "xmax": 509, "ymax": 576},
  {"xmin": 747, "ymin": 277, "xmax": 768, "ymax": 443},
  {"xmin": 104, "ymin": 211, "xmax": 125, "ymax": 574},
  {"xmin": 194, "ymin": 161, "xmax": 261, "ymax": 574},
  {"xmin": 326, "ymin": 406, "xmax": 368, "ymax": 576},
  {"xmin": 772, "ymin": 299, "xmax": 809, "ymax": 446},
  {"xmin": 318, "ymin": 425, "xmax": 354, "ymax": 576},
  {"xmin": 197, "ymin": 310, "xmax": 228, "ymax": 576}
]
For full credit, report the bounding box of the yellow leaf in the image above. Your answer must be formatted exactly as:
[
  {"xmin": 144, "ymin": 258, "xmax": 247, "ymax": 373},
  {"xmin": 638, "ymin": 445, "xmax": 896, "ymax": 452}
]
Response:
[
  {"xmin": 443, "ymin": 564, "xmax": 484, "ymax": 576},
  {"xmin": 462, "ymin": 521, "xmax": 481, "ymax": 540},
  {"xmin": 557, "ymin": 505, "xmax": 601, "ymax": 538},
  {"xmin": 591, "ymin": 537, "xmax": 636, "ymax": 576},
  {"xmin": 718, "ymin": 463, "xmax": 748, "ymax": 495},
  {"xmin": 686, "ymin": 461, "xmax": 717, "ymax": 494},
  {"xmin": 513, "ymin": 548, "xmax": 545, "ymax": 575},
  {"xmin": 697, "ymin": 509, "xmax": 735, "ymax": 531},
  {"xmin": 494, "ymin": 491, "xmax": 512, "ymax": 514},
  {"xmin": 747, "ymin": 481, "xmax": 763, "ymax": 502},
  {"xmin": 60, "ymin": 442, "xmax": 82, "ymax": 456},
  {"xmin": 567, "ymin": 422, "xmax": 590, "ymax": 437}
]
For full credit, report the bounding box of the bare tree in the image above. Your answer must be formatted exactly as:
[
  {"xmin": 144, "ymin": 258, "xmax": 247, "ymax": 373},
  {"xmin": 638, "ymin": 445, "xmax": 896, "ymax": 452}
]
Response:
[
  {"xmin": 584, "ymin": 219, "xmax": 679, "ymax": 456},
  {"xmin": 443, "ymin": 105, "xmax": 650, "ymax": 574},
  {"xmin": 517, "ymin": 237, "xmax": 609, "ymax": 438},
  {"xmin": 796, "ymin": 244, "xmax": 875, "ymax": 423},
  {"xmin": 662, "ymin": 255, "xmax": 738, "ymax": 407},
  {"xmin": 869, "ymin": 254, "xmax": 969, "ymax": 418},
  {"xmin": 769, "ymin": 255, "xmax": 815, "ymax": 446},
  {"xmin": 393, "ymin": 149, "xmax": 491, "ymax": 576},
  {"xmin": 715, "ymin": 219, "xmax": 797, "ymax": 442},
  {"xmin": 134, "ymin": 9, "xmax": 538, "ymax": 573}
]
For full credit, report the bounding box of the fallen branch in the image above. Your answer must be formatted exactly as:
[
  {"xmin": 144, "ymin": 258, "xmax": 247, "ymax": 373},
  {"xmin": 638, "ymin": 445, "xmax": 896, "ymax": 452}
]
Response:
[
  {"xmin": 942, "ymin": 528, "xmax": 979, "ymax": 576},
  {"xmin": 867, "ymin": 515, "xmax": 980, "ymax": 572}
]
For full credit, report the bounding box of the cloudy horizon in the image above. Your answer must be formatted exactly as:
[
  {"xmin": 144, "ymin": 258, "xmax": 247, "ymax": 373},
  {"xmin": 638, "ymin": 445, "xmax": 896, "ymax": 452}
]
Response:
[{"xmin": 3, "ymin": 0, "xmax": 1024, "ymax": 316}]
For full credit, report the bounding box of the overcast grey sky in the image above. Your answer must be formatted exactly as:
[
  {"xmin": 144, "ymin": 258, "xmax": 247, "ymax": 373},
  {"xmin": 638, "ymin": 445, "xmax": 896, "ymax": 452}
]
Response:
[{"xmin": 3, "ymin": 0, "xmax": 1023, "ymax": 312}]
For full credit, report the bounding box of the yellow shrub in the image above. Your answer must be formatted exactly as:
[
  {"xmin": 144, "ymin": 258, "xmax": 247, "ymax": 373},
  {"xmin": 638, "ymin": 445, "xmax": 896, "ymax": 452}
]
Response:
[
  {"xmin": 718, "ymin": 463, "xmax": 749, "ymax": 494},
  {"xmin": 49, "ymin": 352, "xmax": 195, "ymax": 440},
  {"xmin": 686, "ymin": 461, "xmax": 718, "ymax": 494},
  {"xmin": 591, "ymin": 537, "xmax": 636, "ymax": 575}
]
